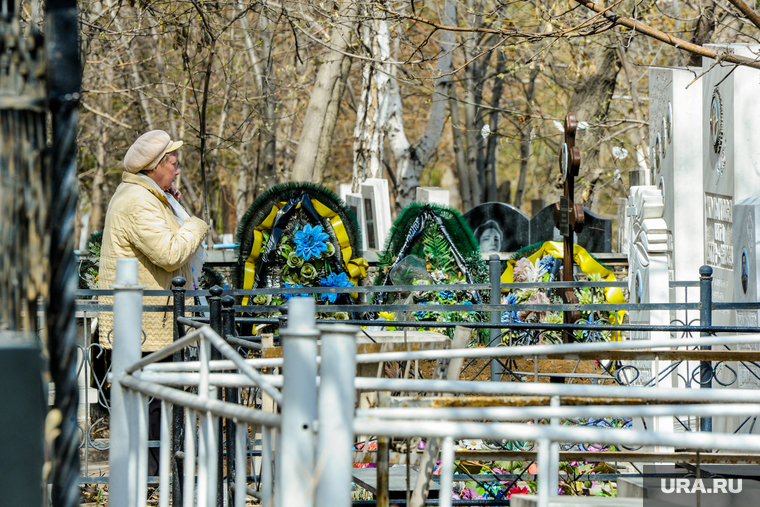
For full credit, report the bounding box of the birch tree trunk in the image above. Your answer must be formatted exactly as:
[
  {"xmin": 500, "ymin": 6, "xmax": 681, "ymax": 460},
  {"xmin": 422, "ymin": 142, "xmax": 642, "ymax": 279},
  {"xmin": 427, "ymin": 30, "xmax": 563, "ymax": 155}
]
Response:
[
  {"xmin": 352, "ymin": 10, "xmax": 393, "ymax": 190},
  {"xmin": 386, "ymin": 0, "xmax": 455, "ymax": 210},
  {"xmin": 290, "ymin": 1, "xmax": 357, "ymax": 182}
]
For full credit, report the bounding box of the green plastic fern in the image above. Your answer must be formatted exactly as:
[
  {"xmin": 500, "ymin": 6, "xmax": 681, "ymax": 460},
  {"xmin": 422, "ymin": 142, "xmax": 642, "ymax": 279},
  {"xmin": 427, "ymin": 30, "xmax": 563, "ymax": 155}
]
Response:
[{"xmin": 422, "ymin": 225, "xmax": 455, "ymax": 273}]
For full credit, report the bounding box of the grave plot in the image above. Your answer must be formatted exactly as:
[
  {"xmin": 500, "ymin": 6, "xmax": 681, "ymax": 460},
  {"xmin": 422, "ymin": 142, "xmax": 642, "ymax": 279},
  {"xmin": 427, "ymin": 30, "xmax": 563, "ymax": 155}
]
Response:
[{"xmin": 371, "ymin": 202, "xmax": 490, "ymax": 344}]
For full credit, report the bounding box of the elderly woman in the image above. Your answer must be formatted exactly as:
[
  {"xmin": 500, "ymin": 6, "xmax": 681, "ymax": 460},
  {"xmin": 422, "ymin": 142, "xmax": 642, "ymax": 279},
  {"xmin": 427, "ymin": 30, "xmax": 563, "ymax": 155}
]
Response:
[
  {"xmin": 99, "ymin": 130, "xmax": 207, "ymax": 349},
  {"xmin": 98, "ymin": 130, "xmax": 207, "ymax": 476}
]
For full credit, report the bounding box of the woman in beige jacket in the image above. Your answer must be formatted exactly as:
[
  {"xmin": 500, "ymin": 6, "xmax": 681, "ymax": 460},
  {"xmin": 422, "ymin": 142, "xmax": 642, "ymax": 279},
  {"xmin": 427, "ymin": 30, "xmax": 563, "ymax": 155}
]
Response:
[{"xmin": 98, "ymin": 130, "xmax": 208, "ymax": 351}]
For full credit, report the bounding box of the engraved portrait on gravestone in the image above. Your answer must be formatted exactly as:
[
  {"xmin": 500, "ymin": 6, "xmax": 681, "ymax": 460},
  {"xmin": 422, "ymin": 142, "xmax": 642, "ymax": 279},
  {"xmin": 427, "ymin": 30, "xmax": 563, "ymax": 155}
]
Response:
[
  {"xmin": 474, "ymin": 220, "xmax": 502, "ymax": 252},
  {"xmin": 463, "ymin": 202, "xmax": 531, "ymax": 252}
]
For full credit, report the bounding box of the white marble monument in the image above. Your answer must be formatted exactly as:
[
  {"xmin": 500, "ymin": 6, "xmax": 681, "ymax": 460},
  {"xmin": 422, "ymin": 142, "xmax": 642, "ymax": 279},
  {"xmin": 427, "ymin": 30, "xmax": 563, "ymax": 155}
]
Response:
[
  {"xmin": 345, "ymin": 193, "xmax": 369, "ymax": 252},
  {"xmin": 360, "ymin": 178, "xmax": 393, "ymax": 251},
  {"xmin": 626, "ymin": 186, "xmax": 675, "ymax": 446},
  {"xmin": 415, "ymin": 187, "xmax": 450, "ymax": 206},
  {"xmin": 701, "ymin": 44, "xmax": 760, "ymax": 326}
]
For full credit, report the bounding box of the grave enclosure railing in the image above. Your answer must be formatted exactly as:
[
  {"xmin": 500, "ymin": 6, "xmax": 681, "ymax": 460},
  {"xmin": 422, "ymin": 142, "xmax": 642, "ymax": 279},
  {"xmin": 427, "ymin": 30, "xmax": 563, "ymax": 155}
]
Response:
[{"xmin": 73, "ymin": 258, "xmax": 760, "ymax": 507}]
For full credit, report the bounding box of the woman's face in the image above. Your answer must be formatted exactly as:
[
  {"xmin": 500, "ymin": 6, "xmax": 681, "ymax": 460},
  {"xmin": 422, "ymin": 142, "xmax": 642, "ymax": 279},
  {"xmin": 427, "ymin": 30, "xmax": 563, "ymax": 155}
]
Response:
[
  {"xmin": 150, "ymin": 152, "xmax": 179, "ymax": 191},
  {"xmin": 480, "ymin": 228, "xmax": 501, "ymax": 251}
]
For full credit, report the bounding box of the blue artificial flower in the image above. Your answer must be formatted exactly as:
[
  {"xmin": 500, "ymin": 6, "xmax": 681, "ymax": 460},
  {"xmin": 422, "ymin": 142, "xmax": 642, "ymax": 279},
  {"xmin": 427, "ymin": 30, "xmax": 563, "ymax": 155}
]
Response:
[
  {"xmin": 437, "ymin": 290, "xmax": 455, "ymax": 301},
  {"xmin": 501, "ymin": 293, "xmax": 521, "ymax": 324},
  {"xmin": 319, "ymin": 272, "xmax": 354, "ymax": 303},
  {"xmin": 293, "ymin": 224, "xmax": 330, "ymax": 261},
  {"xmin": 282, "ymin": 283, "xmax": 310, "ymax": 300},
  {"xmin": 537, "ymin": 254, "xmax": 555, "ymax": 277},
  {"xmin": 413, "ymin": 300, "xmax": 429, "ymax": 320}
]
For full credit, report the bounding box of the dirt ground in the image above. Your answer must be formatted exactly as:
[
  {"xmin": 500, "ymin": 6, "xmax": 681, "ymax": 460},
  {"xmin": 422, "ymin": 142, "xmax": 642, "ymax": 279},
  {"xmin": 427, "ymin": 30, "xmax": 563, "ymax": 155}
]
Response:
[{"xmin": 410, "ymin": 358, "xmax": 603, "ymax": 383}]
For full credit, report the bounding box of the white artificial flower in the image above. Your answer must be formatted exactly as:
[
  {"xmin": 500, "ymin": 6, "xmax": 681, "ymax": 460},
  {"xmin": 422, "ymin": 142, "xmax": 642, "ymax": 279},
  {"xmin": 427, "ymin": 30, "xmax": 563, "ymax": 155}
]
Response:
[{"xmin": 612, "ymin": 146, "xmax": 629, "ymax": 160}]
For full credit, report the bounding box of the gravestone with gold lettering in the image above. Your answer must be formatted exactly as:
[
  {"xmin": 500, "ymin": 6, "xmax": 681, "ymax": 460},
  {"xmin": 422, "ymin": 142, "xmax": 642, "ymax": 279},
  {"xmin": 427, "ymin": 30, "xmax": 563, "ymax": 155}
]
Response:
[
  {"xmin": 701, "ymin": 44, "xmax": 760, "ymax": 327},
  {"xmin": 700, "ymin": 44, "xmax": 760, "ymax": 434}
]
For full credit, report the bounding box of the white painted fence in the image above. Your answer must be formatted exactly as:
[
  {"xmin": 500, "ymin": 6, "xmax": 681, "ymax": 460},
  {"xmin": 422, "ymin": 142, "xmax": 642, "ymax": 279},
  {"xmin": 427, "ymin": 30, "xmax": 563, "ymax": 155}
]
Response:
[{"xmin": 110, "ymin": 257, "xmax": 760, "ymax": 507}]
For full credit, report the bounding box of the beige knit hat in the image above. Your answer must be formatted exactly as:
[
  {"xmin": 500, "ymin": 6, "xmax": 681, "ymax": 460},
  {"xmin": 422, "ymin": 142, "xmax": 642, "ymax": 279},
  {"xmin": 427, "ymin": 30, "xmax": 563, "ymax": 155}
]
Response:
[{"xmin": 124, "ymin": 130, "xmax": 183, "ymax": 174}]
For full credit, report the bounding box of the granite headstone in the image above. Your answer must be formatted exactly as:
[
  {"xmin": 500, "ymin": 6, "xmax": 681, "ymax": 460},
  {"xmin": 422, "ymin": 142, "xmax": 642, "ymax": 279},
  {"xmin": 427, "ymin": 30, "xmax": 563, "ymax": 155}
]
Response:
[
  {"xmin": 531, "ymin": 204, "xmax": 612, "ymax": 252},
  {"xmin": 463, "ymin": 202, "xmax": 530, "ymax": 252}
]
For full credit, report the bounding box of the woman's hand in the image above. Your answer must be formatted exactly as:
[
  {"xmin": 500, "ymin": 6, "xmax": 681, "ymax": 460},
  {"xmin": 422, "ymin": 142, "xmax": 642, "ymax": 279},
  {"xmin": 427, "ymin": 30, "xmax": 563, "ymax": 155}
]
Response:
[{"xmin": 167, "ymin": 186, "xmax": 182, "ymax": 200}]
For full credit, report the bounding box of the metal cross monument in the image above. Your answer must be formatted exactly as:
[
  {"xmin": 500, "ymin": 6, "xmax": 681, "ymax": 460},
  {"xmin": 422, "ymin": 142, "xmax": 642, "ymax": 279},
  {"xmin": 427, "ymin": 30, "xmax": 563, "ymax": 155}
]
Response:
[{"xmin": 553, "ymin": 113, "xmax": 585, "ymax": 330}]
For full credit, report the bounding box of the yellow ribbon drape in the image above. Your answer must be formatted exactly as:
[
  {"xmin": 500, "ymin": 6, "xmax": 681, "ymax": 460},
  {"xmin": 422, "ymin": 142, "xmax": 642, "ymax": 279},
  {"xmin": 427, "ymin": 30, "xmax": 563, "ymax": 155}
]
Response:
[
  {"xmin": 501, "ymin": 241, "xmax": 626, "ymax": 338},
  {"xmin": 242, "ymin": 198, "xmax": 367, "ymax": 303}
]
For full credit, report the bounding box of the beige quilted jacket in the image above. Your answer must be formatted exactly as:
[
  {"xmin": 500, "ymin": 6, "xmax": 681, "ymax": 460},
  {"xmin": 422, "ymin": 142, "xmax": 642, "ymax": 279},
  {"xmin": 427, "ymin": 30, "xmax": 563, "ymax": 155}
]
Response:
[{"xmin": 98, "ymin": 172, "xmax": 207, "ymax": 351}]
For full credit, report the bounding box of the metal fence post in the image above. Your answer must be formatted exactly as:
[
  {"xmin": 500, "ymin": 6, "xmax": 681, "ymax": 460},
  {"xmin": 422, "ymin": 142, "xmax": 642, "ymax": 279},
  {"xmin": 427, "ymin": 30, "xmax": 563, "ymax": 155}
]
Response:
[
  {"xmin": 208, "ymin": 285, "xmax": 224, "ymax": 507},
  {"xmin": 278, "ymin": 297, "xmax": 319, "ymax": 507},
  {"xmin": 316, "ymin": 323, "xmax": 359, "ymax": 507},
  {"xmin": 171, "ymin": 276, "xmax": 186, "ymax": 506},
  {"xmin": 110, "ymin": 258, "xmax": 145, "ymax": 507},
  {"xmin": 222, "ymin": 295, "xmax": 239, "ymax": 505},
  {"xmin": 489, "ymin": 254, "xmax": 503, "ymax": 381},
  {"xmin": 548, "ymin": 396, "xmax": 560, "ymax": 496},
  {"xmin": 537, "ymin": 437, "xmax": 550, "ymax": 507},
  {"xmin": 46, "ymin": 0, "xmax": 82, "ymax": 504},
  {"xmin": 700, "ymin": 265, "xmax": 713, "ymax": 432}
]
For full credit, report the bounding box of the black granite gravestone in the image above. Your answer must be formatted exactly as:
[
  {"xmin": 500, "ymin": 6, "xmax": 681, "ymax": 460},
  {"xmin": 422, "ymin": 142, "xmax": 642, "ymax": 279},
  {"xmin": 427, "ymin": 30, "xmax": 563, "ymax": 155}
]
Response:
[
  {"xmin": 463, "ymin": 203, "xmax": 530, "ymax": 252},
  {"xmin": 531, "ymin": 204, "xmax": 612, "ymax": 252}
]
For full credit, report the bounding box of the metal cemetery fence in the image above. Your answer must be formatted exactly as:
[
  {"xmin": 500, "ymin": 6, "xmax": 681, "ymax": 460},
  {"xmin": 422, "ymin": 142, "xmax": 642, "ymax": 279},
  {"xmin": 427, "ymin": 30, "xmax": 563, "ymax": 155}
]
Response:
[{"xmin": 69, "ymin": 257, "xmax": 760, "ymax": 507}]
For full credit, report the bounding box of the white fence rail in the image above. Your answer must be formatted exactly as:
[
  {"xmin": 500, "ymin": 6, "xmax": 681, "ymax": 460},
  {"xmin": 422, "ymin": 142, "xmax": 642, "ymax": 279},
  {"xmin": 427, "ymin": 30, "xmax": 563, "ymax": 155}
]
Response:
[{"xmin": 109, "ymin": 257, "xmax": 760, "ymax": 507}]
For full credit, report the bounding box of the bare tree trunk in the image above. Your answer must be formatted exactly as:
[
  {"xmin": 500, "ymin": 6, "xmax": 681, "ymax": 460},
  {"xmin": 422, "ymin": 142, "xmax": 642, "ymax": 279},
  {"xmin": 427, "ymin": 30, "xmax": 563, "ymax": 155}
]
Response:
[
  {"xmin": 291, "ymin": 1, "xmax": 357, "ymax": 181},
  {"xmin": 513, "ymin": 64, "xmax": 540, "ymax": 209},
  {"xmin": 449, "ymin": 90, "xmax": 472, "ymax": 211},
  {"xmin": 255, "ymin": 6, "xmax": 279, "ymax": 192},
  {"xmin": 315, "ymin": 55, "xmax": 352, "ymax": 182},
  {"xmin": 461, "ymin": 0, "xmax": 488, "ymax": 205},
  {"xmin": 352, "ymin": 10, "xmax": 392, "ymax": 190},
  {"xmin": 388, "ymin": 0, "xmax": 455, "ymax": 210},
  {"xmin": 463, "ymin": 80, "xmax": 484, "ymax": 206},
  {"xmin": 90, "ymin": 118, "xmax": 107, "ymax": 235},
  {"xmin": 207, "ymin": 48, "xmax": 232, "ymax": 178},
  {"xmin": 484, "ymin": 50, "xmax": 507, "ymax": 202}
]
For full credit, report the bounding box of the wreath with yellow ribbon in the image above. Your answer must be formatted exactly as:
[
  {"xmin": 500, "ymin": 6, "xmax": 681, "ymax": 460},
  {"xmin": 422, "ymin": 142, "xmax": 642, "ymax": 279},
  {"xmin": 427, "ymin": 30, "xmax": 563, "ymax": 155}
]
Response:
[{"xmin": 233, "ymin": 183, "xmax": 368, "ymax": 305}]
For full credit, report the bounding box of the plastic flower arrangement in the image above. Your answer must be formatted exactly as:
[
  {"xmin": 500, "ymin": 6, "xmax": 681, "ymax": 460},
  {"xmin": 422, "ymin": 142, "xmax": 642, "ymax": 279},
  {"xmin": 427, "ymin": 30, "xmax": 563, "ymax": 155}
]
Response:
[
  {"xmin": 374, "ymin": 204, "xmax": 491, "ymax": 344},
  {"xmin": 502, "ymin": 255, "xmax": 565, "ymax": 345},
  {"xmin": 502, "ymin": 253, "xmax": 618, "ymax": 345},
  {"xmin": 246, "ymin": 222, "xmax": 356, "ymax": 324}
]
